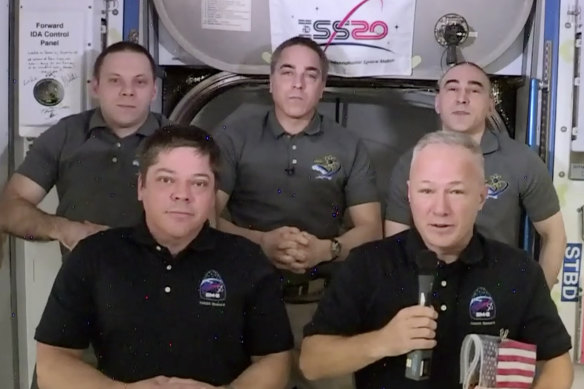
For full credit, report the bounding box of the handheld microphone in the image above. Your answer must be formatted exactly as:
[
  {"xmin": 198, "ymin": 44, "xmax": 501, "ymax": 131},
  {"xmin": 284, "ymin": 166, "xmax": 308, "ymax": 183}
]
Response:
[{"xmin": 405, "ymin": 250, "xmax": 437, "ymax": 381}]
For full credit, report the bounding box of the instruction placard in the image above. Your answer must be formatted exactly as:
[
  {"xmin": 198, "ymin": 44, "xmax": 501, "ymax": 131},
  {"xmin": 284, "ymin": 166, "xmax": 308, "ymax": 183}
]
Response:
[
  {"xmin": 19, "ymin": 9, "xmax": 86, "ymax": 131},
  {"xmin": 202, "ymin": 0, "xmax": 251, "ymax": 32}
]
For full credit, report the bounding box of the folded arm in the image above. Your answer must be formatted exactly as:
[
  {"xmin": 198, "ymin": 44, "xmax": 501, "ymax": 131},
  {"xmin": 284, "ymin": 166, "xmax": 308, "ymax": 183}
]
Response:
[
  {"xmin": 228, "ymin": 351, "xmax": 291, "ymax": 389},
  {"xmin": 533, "ymin": 211, "xmax": 566, "ymax": 289},
  {"xmin": 36, "ymin": 343, "xmax": 123, "ymax": 389},
  {"xmin": 532, "ymin": 353, "xmax": 573, "ymax": 389}
]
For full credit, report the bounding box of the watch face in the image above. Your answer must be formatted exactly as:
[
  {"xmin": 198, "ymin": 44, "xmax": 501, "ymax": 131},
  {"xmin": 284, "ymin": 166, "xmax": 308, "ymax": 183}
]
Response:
[{"xmin": 332, "ymin": 239, "xmax": 342, "ymax": 256}]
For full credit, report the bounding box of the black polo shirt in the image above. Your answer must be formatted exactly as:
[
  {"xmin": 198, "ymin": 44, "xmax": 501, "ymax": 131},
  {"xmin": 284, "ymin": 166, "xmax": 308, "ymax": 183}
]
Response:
[
  {"xmin": 35, "ymin": 222, "xmax": 294, "ymax": 385},
  {"xmin": 304, "ymin": 229, "xmax": 571, "ymax": 389},
  {"xmin": 17, "ymin": 109, "xmax": 169, "ymax": 229}
]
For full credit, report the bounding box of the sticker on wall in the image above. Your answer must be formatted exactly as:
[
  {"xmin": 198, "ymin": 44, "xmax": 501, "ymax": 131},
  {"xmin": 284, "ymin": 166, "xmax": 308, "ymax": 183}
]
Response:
[{"xmin": 561, "ymin": 243, "xmax": 582, "ymax": 302}]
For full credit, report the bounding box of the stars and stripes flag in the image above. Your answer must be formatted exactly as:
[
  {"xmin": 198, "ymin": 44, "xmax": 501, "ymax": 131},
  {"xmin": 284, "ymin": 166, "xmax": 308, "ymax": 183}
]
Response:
[{"xmin": 495, "ymin": 339, "xmax": 536, "ymax": 389}]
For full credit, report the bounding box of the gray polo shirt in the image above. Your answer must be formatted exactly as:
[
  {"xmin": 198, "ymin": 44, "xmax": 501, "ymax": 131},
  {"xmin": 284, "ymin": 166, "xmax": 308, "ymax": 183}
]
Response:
[
  {"xmin": 384, "ymin": 129, "xmax": 560, "ymax": 246},
  {"xmin": 17, "ymin": 109, "xmax": 169, "ymax": 229},
  {"xmin": 215, "ymin": 109, "xmax": 378, "ymax": 240}
]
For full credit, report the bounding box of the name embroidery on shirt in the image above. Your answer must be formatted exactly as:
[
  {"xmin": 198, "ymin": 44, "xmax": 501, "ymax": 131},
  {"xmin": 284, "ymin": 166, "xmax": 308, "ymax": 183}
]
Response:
[
  {"xmin": 311, "ymin": 154, "xmax": 341, "ymax": 180},
  {"xmin": 199, "ymin": 270, "xmax": 226, "ymax": 307},
  {"xmin": 469, "ymin": 287, "xmax": 496, "ymax": 325},
  {"xmin": 486, "ymin": 174, "xmax": 508, "ymax": 199}
]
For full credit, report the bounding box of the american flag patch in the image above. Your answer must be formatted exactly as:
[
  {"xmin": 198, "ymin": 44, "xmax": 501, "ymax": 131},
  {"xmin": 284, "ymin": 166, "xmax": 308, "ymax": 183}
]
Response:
[{"xmin": 495, "ymin": 339, "xmax": 536, "ymax": 389}]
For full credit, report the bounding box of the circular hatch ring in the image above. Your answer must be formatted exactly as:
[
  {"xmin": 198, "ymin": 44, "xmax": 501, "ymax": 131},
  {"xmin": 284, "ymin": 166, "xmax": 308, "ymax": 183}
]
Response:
[{"xmin": 169, "ymin": 71, "xmax": 509, "ymax": 135}]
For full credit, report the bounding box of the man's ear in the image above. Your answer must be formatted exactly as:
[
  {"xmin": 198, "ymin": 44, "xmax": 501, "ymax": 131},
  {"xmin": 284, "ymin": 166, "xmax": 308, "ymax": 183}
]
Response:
[
  {"xmin": 434, "ymin": 95, "xmax": 440, "ymax": 115},
  {"xmin": 137, "ymin": 174, "xmax": 144, "ymax": 201},
  {"xmin": 488, "ymin": 97, "xmax": 495, "ymax": 115},
  {"xmin": 90, "ymin": 78, "xmax": 99, "ymax": 98},
  {"xmin": 478, "ymin": 183, "xmax": 488, "ymax": 210},
  {"xmin": 150, "ymin": 81, "xmax": 158, "ymax": 102}
]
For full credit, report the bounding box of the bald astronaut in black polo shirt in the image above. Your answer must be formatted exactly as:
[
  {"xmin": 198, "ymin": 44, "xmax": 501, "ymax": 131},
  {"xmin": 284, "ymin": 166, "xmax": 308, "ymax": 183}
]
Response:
[{"xmin": 300, "ymin": 131, "xmax": 573, "ymax": 389}]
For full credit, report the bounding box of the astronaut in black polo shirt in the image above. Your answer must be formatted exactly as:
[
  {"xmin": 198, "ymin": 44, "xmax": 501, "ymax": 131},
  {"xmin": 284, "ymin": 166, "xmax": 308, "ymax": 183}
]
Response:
[
  {"xmin": 300, "ymin": 131, "xmax": 573, "ymax": 389},
  {"xmin": 34, "ymin": 125, "xmax": 293, "ymax": 389}
]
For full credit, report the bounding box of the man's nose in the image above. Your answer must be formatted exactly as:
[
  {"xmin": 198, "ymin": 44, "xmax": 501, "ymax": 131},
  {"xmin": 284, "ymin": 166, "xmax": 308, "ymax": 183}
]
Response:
[
  {"xmin": 456, "ymin": 89, "xmax": 469, "ymax": 104},
  {"xmin": 292, "ymin": 73, "xmax": 304, "ymax": 89},
  {"xmin": 120, "ymin": 81, "xmax": 135, "ymax": 96},
  {"xmin": 432, "ymin": 192, "xmax": 450, "ymax": 215},
  {"xmin": 171, "ymin": 182, "xmax": 191, "ymax": 202}
]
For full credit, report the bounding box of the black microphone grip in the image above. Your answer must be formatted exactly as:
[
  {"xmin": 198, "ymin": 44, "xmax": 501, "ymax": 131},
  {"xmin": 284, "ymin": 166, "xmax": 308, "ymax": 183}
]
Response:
[{"xmin": 405, "ymin": 251, "xmax": 437, "ymax": 381}]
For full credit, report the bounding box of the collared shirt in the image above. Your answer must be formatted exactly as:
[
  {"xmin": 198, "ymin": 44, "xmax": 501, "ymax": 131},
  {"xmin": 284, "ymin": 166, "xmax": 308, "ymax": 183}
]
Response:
[
  {"xmin": 34, "ymin": 221, "xmax": 293, "ymax": 385},
  {"xmin": 17, "ymin": 109, "xmax": 169, "ymax": 229},
  {"xmin": 304, "ymin": 229, "xmax": 571, "ymax": 389},
  {"xmin": 384, "ymin": 129, "xmax": 560, "ymax": 246},
  {"xmin": 214, "ymin": 108, "xmax": 378, "ymax": 240}
]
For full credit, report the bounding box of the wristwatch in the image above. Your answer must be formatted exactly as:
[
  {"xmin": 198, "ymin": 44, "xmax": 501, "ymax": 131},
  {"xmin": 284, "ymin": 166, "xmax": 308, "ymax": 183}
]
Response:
[{"xmin": 330, "ymin": 238, "xmax": 342, "ymax": 260}]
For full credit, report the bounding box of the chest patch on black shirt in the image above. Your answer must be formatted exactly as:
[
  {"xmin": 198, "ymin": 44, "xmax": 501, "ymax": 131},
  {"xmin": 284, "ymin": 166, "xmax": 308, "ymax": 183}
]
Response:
[
  {"xmin": 469, "ymin": 287, "xmax": 496, "ymax": 324},
  {"xmin": 199, "ymin": 270, "xmax": 227, "ymax": 307}
]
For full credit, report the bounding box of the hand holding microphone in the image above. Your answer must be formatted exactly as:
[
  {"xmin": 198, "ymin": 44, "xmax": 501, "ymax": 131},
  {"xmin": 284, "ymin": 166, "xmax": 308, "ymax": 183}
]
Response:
[
  {"xmin": 378, "ymin": 305, "xmax": 438, "ymax": 357},
  {"xmin": 404, "ymin": 250, "xmax": 439, "ymax": 380},
  {"xmin": 374, "ymin": 250, "xmax": 438, "ymax": 364}
]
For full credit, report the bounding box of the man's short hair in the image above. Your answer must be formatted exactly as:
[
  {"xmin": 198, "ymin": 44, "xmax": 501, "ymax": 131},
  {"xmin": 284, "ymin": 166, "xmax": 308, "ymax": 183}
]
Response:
[
  {"xmin": 138, "ymin": 125, "xmax": 221, "ymax": 183},
  {"xmin": 270, "ymin": 36, "xmax": 329, "ymax": 80},
  {"xmin": 436, "ymin": 61, "xmax": 492, "ymax": 96},
  {"xmin": 412, "ymin": 131, "xmax": 485, "ymax": 176},
  {"xmin": 93, "ymin": 41, "xmax": 156, "ymax": 80}
]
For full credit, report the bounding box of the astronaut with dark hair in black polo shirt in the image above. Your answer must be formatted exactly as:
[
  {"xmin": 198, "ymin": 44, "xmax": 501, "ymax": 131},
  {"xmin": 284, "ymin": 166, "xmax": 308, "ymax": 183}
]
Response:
[
  {"xmin": 34, "ymin": 125, "xmax": 293, "ymax": 389},
  {"xmin": 300, "ymin": 131, "xmax": 573, "ymax": 389}
]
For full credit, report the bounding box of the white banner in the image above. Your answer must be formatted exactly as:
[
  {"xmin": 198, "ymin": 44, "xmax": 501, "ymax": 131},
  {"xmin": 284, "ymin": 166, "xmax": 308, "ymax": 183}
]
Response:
[{"xmin": 269, "ymin": 0, "xmax": 416, "ymax": 77}]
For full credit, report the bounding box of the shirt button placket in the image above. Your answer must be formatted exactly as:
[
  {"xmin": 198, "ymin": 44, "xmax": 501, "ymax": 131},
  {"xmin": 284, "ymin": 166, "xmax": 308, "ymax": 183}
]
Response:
[
  {"xmin": 288, "ymin": 135, "xmax": 298, "ymax": 177},
  {"xmin": 156, "ymin": 246, "xmax": 172, "ymax": 295}
]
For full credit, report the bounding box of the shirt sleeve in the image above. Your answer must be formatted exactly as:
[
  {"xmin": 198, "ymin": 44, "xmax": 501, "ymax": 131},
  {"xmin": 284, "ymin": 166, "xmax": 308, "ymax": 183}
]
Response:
[
  {"xmin": 304, "ymin": 248, "xmax": 373, "ymax": 337},
  {"xmin": 34, "ymin": 240, "xmax": 96, "ymax": 349},
  {"xmin": 243, "ymin": 246, "xmax": 294, "ymax": 356},
  {"xmin": 519, "ymin": 264, "xmax": 572, "ymax": 360},
  {"xmin": 344, "ymin": 139, "xmax": 379, "ymax": 207},
  {"xmin": 384, "ymin": 149, "xmax": 413, "ymax": 224},
  {"xmin": 519, "ymin": 147, "xmax": 560, "ymax": 222},
  {"xmin": 16, "ymin": 121, "xmax": 68, "ymax": 191},
  {"xmin": 213, "ymin": 124, "xmax": 240, "ymax": 196}
]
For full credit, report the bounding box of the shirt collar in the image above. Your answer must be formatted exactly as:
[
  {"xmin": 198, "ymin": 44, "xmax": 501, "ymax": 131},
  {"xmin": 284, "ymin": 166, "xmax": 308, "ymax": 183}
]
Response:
[
  {"xmin": 87, "ymin": 108, "xmax": 161, "ymax": 137},
  {"xmin": 265, "ymin": 109, "xmax": 323, "ymax": 138},
  {"xmin": 129, "ymin": 217, "xmax": 217, "ymax": 254},
  {"xmin": 404, "ymin": 228, "xmax": 486, "ymax": 266},
  {"xmin": 480, "ymin": 129, "xmax": 501, "ymax": 155}
]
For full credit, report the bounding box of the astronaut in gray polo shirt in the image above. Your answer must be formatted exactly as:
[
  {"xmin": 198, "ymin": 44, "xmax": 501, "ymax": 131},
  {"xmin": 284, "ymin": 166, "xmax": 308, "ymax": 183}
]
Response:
[
  {"xmin": 0, "ymin": 41, "xmax": 169, "ymax": 253},
  {"xmin": 214, "ymin": 36, "xmax": 382, "ymax": 389},
  {"xmin": 384, "ymin": 62, "xmax": 566, "ymax": 288}
]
